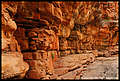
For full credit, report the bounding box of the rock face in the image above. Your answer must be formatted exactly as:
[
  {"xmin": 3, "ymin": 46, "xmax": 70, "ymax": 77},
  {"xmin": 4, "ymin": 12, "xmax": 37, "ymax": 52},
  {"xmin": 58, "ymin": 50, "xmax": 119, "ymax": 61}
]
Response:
[
  {"xmin": 66, "ymin": 2, "xmax": 119, "ymax": 54},
  {"xmin": 1, "ymin": 2, "xmax": 17, "ymax": 50},
  {"xmin": 1, "ymin": 1, "xmax": 119, "ymax": 80},
  {"xmin": 1, "ymin": 1, "xmax": 29, "ymax": 79},
  {"xmin": 2, "ymin": 53, "xmax": 29, "ymax": 79},
  {"xmin": 14, "ymin": 20, "xmax": 58, "ymax": 79}
]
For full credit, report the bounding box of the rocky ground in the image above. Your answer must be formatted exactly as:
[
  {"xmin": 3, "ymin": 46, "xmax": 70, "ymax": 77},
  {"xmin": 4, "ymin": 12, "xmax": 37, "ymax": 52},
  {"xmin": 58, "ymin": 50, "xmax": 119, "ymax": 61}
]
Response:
[
  {"xmin": 1, "ymin": 2, "xmax": 119, "ymax": 79},
  {"xmin": 81, "ymin": 55, "xmax": 119, "ymax": 80},
  {"xmin": 52, "ymin": 53, "xmax": 118, "ymax": 80}
]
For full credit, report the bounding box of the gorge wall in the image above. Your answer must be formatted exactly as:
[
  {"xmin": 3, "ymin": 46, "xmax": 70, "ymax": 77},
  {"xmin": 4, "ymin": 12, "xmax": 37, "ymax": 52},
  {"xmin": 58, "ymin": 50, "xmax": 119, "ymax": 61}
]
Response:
[{"xmin": 1, "ymin": 1, "xmax": 119, "ymax": 79}]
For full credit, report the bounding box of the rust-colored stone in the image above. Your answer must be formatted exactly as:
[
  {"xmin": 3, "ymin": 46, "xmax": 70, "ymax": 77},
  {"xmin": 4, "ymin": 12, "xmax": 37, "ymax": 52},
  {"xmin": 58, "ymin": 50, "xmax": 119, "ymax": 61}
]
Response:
[{"xmin": 23, "ymin": 52, "xmax": 33, "ymax": 60}]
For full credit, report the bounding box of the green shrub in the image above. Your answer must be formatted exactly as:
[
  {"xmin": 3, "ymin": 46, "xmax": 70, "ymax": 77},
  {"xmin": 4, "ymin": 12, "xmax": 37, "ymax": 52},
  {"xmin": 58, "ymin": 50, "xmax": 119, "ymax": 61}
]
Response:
[{"xmin": 51, "ymin": 52, "xmax": 54, "ymax": 59}]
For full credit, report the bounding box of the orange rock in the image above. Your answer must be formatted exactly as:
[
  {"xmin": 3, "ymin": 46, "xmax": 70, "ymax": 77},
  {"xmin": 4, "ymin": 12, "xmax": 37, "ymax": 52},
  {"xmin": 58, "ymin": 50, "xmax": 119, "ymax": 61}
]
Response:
[
  {"xmin": 27, "ymin": 69, "xmax": 46, "ymax": 79},
  {"xmin": 23, "ymin": 52, "xmax": 33, "ymax": 60},
  {"xmin": 32, "ymin": 51, "xmax": 42, "ymax": 60},
  {"xmin": 28, "ymin": 31, "xmax": 38, "ymax": 38}
]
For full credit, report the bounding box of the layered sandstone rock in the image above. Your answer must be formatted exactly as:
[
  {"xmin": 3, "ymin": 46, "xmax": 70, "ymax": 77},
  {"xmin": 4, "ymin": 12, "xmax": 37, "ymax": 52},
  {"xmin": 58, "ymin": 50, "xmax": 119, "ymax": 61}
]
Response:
[
  {"xmin": 66, "ymin": 2, "xmax": 119, "ymax": 54},
  {"xmin": 1, "ymin": 1, "xmax": 29, "ymax": 79},
  {"xmin": 14, "ymin": 12, "xmax": 60, "ymax": 79},
  {"xmin": 2, "ymin": 53, "xmax": 29, "ymax": 79},
  {"xmin": 1, "ymin": 1, "xmax": 118, "ymax": 80}
]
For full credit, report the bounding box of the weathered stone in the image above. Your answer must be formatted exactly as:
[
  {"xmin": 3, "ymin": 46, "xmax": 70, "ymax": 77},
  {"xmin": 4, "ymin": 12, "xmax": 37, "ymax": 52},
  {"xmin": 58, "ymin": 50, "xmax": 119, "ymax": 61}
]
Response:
[
  {"xmin": 57, "ymin": 67, "xmax": 84, "ymax": 80},
  {"xmin": 23, "ymin": 52, "xmax": 33, "ymax": 60},
  {"xmin": 54, "ymin": 68, "xmax": 69, "ymax": 76},
  {"xmin": 39, "ymin": 19, "xmax": 50, "ymax": 27},
  {"xmin": 17, "ymin": 39, "xmax": 29, "ymax": 51},
  {"xmin": 9, "ymin": 37, "xmax": 21, "ymax": 52},
  {"xmin": 92, "ymin": 50, "xmax": 99, "ymax": 57},
  {"xmin": 1, "ymin": 2, "xmax": 29, "ymax": 79},
  {"xmin": 32, "ymin": 51, "xmax": 42, "ymax": 60},
  {"xmin": 2, "ymin": 1, "xmax": 119, "ymax": 80},
  {"xmin": 28, "ymin": 31, "xmax": 38, "ymax": 38},
  {"xmin": 59, "ymin": 37, "xmax": 68, "ymax": 50},
  {"xmin": 40, "ymin": 50, "xmax": 48, "ymax": 60},
  {"xmin": 1, "ymin": 52, "xmax": 29, "ymax": 79},
  {"xmin": 29, "ymin": 45, "xmax": 37, "ymax": 51},
  {"xmin": 47, "ymin": 51, "xmax": 54, "ymax": 73},
  {"xmin": 25, "ymin": 60, "xmax": 38, "ymax": 68},
  {"xmin": 29, "ymin": 41, "xmax": 36, "ymax": 45},
  {"xmin": 26, "ymin": 69, "xmax": 46, "ymax": 79},
  {"xmin": 14, "ymin": 27, "xmax": 26, "ymax": 39},
  {"xmin": 2, "ymin": 2, "xmax": 18, "ymax": 51},
  {"xmin": 50, "ymin": 74, "xmax": 58, "ymax": 79}
]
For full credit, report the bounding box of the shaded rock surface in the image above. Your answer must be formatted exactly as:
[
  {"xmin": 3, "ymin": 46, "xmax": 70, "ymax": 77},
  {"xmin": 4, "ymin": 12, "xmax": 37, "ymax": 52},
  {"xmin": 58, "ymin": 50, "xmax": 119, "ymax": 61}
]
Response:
[
  {"xmin": 1, "ymin": 1, "xmax": 119, "ymax": 80},
  {"xmin": 1, "ymin": 1, "xmax": 29, "ymax": 79}
]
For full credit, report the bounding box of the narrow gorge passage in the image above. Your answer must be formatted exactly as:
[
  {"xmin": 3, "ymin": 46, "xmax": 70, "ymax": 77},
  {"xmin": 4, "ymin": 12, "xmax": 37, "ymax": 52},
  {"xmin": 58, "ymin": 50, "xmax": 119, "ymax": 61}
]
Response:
[{"xmin": 1, "ymin": 1, "xmax": 119, "ymax": 80}]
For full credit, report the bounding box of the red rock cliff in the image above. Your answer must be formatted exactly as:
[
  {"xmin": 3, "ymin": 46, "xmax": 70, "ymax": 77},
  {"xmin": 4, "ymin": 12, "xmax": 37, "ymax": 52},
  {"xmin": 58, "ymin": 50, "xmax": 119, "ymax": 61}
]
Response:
[{"xmin": 1, "ymin": 1, "xmax": 118, "ymax": 79}]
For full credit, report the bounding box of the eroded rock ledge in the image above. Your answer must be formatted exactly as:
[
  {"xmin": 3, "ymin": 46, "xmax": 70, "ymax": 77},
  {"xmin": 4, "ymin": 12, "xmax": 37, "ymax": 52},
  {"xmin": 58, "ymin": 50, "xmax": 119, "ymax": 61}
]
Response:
[
  {"xmin": 1, "ymin": 1, "xmax": 29, "ymax": 79},
  {"xmin": 1, "ymin": 1, "xmax": 118, "ymax": 79}
]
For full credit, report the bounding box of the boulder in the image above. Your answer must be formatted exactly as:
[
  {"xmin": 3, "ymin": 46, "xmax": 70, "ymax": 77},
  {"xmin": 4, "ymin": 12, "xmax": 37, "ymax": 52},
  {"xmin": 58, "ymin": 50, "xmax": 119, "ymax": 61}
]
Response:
[{"xmin": 1, "ymin": 52, "xmax": 29, "ymax": 79}]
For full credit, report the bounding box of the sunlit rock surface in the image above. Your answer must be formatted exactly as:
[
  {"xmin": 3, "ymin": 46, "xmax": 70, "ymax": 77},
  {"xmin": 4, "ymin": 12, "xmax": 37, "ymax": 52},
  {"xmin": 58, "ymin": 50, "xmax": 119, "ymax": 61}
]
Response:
[{"xmin": 1, "ymin": 1, "xmax": 118, "ymax": 80}]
